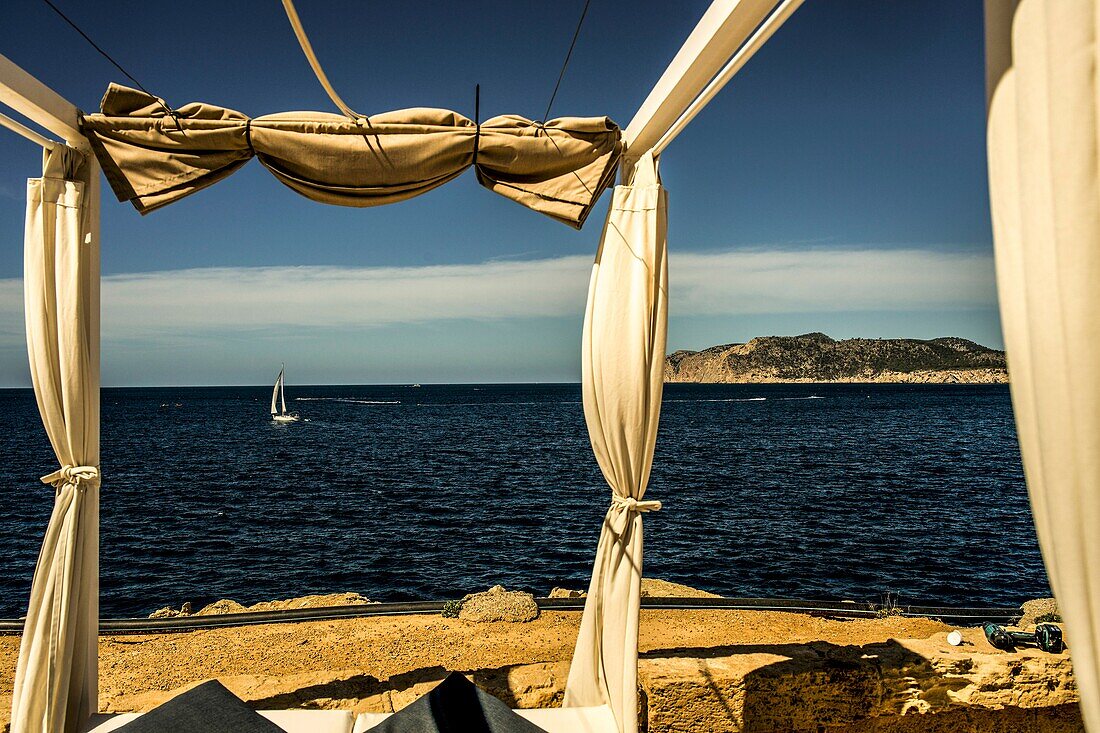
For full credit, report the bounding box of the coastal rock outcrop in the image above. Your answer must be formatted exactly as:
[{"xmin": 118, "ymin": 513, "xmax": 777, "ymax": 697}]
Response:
[
  {"xmin": 1020, "ymin": 597, "xmax": 1061, "ymax": 628},
  {"xmin": 640, "ymin": 579, "xmax": 722, "ymax": 599},
  {"xmin": 196, "ymin": 599, "xmax": 249, "ymax": 616},
  {"xmin": 246, "ymin": 593, "xmax": 375, "ymax": 612},
  {"xmin": 548, "ymin": 579, "xmax": 722, "ymax": 599},
  {"xmin": 665, "ymin": 333, "xmax": 1009, "ymax": 384},
  {"xmin": 548, "ymin": 587, "xmax": 585, "ymax": 599},
  {"xmin": 148, "ymin": 606, "xmax": 185, "ymax": 619},
  {"xmin": 459, "ymin": 586, "xmax": 539, "ymax": 623},
  {"xmin": 147, "ymin": 593, "xmax": 375, "ymax": 618}
]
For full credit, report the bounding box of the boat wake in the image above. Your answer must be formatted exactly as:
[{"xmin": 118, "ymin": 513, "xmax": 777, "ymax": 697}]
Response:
[
  {"xmin": 432, "ymin": 401, "xmax": 583, "ymax": 407},
  {"xmin": 667, "ymin": 396, "xmax": 826, "ymax": 403},
  {"xmin": 295, "ymin": 398, "xmax": 401, "ymax": 405},
  {"xmin": 666, "ymin": 397, "xmax": 768, "ymax": 403}
]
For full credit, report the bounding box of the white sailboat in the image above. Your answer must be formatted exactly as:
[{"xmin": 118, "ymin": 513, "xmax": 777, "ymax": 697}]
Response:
[{"xmin": 270, "ymin": 364, "xmax": 301, "ymax": 422}]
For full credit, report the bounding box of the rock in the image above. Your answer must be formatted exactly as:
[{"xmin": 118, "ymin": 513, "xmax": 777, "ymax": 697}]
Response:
[
  {"xmin": 548, "ymin": 587, "xmax": 586, "ymax": 598},
  {"xmin": 638, "ymin": 629, "xmax": 1079, "ymax": 732},
  {"xmin": 471, "ymin": 662, "xmax": 570, "ymax": 709},
  {"xmin": 163, "ymin": 594, "xmax": 376, "ymax": 618},
  {"xmin": 114, "ymin": 662, "xmax": 573, "ymax": 719},
  {"xmin": 194, "ymin": 599, "xmax": 248, "ymax": 616},
  {"xmin": 246, "ymin": 593, "xmax": 375, "ymax": 612},
  {"xmin": 1020, "ymin": 597, "xmax": 1060, "ymax": 628},
  {"xmin": 641, "ymin": 579, "xmax": 723, "ymax": 599},
  {"xmin": 458, "ymin": 586, "xmax": 539, "ymax": 623},
  {"xmin": 148, "ymin": 607, "xmax": 181, "ymax": 619},
  {"xmin": 550, "ymin": 579, "xmax": 719, "ymax": 599},
  {"xmin": 148, "ymin": 601, "xmax": 196, "ymax": 619}
]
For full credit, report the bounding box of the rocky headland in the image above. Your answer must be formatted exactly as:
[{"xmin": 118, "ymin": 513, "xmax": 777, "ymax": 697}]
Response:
[{"xmin": 665, "ymin": 333, "xmax": 1008, "ymax": 384}]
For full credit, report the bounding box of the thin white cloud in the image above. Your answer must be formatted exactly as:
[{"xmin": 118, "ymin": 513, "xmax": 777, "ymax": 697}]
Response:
[
  {"xmin": 674, "ymin": 247, "xmax": 996, "ymax": 315},
  {"xmin": 0, "ymin": 247, "xmax": 996, "ymax": 343}
]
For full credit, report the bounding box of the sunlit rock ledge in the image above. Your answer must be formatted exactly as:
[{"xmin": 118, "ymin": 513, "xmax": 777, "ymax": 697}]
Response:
[
  {"xmin": 148, "ymin": 593, "xmax": 377, "ymax": 618},
  {"xmin": 638, "ymin": 629, "xmax": 1078, "ymax": 732},
  {"xmin": 0, "ymin": 588, "xmax": 1075, "ymax": 732}
]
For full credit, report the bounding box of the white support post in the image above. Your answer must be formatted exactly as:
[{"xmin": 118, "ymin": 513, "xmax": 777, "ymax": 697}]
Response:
[
  {"xmin": 0, "ymin": 53, "xmax": 87, "ymax": 151},
  {"xmin": 650, "ymin": 0, "xmax": 805, "ymax": 157},
  {"xmin": 623, "ymin": 0, "xmax": 779, "ymax": 157},
  {"xmin": 621, "ymin": 0, "xmax": 804, "ymax": 177}
]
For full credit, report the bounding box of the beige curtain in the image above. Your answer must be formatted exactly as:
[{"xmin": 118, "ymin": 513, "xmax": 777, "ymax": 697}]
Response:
[
  {"xmin": 564, "ymin": 151, "xmax": 667, "ymax": 733},
  {"xmin": 985, "ymin": 1, "xmax": 1100, "ymax": 730},
  {"xmin": 10, "ymin": 145, "xmax": 101, "ymax": 733},
  {"xmin": 81, "ymin": 84, "xmax": 621, "ymax": 228}
]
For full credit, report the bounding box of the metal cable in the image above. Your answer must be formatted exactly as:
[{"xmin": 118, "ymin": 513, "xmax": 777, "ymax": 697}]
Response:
[
  {"xmin": 542, "ymin": 0, "xmax": 592, "ymax": 122},
  {"xmin": 38, "ymin": 0, "xmax": 177, "ymax": 121}
]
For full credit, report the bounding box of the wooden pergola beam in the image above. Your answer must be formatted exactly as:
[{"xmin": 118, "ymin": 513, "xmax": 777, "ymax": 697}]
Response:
[{"xmin": 0, "ymin": 53, "xmax": 87, "ymax": 151}]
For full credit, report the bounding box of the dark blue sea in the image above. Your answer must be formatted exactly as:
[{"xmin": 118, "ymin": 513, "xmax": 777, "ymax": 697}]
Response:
[{"xmin": 0, "ymin": 383, "xmax": 1048, "ymax": 618}]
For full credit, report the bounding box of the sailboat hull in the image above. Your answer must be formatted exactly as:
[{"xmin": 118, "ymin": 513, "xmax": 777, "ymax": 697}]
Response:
[{"xmin": 272, "ymin": 413, "xmax": 301, "ymax": 423}]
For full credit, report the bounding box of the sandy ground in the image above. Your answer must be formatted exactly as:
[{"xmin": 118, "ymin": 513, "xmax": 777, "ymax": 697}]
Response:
[{"xmin": 0, "ymin": 608, "xmax": 950, "ymax": 728}]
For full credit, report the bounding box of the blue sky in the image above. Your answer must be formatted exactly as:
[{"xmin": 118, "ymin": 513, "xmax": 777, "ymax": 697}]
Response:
[{"xmin": 0, "ymin": 0, "xmax": 996, "ymax": 386}]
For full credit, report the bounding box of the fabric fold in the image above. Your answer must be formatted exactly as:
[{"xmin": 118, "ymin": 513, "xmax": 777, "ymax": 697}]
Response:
[
  {"xmin": 985, "ymin": 1, "xmax": 1100, "ymax": 730},
  {"xmin": 10, "ymin": 145, "xmax": 101, "ymax": 733},
  {"xmin": 563, "ymin": 151, "xmax": 668, "ymax": 733},
  {"xmin": 81, "ymin": 84, "xmax": 621, "ymax": 227}
]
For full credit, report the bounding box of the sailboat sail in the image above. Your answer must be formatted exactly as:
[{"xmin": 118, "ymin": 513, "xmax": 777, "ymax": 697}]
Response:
[
  {"xmin": 270, "ymin": 364, "xmax": 300, "ymax": 421},
  {"xmin": 280, "ymin": 371, "xmax": 287, "ymax": 414},
  {"xmin": 271, "ymin": 367, "xmax": 283, "ymax": 416}
]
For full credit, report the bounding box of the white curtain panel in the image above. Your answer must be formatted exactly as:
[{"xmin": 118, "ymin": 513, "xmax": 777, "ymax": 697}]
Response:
[
  {"xmin": 11, "ymin": 145, "xmax": 101, "ymax": 733},
  {"xmin": 985, "ymin": 1, "xmax": 1100, "ymax": 729},
  {"xmin": 564, "ymin": 151, "xmax": 668, "ymax": 733}
]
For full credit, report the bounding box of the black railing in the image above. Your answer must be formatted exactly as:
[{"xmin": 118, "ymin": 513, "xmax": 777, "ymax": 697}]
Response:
[{"xmin": 0, "ymin": 597, "xmax": 1023, "ymax": 635}]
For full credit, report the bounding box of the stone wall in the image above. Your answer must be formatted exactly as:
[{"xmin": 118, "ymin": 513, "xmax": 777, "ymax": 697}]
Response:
[
  {"xmin": 637, "ymin": 629, "xmax": 1079, "ymax": 731},
  {"xmin": 105, "ymin": 628, "xmax": 1078, "ymax": 732}
]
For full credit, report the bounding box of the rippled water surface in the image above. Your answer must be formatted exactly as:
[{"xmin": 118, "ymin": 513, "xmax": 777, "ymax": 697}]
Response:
[{"xmin": 0, "ymin": 383, "xmax": 1047, "ymax": 617}]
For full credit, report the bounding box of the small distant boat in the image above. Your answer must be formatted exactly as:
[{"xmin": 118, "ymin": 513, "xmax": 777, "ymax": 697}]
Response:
[{"xmin": 271, "ymin": 364, "xmax": 301, "ymax": 423}]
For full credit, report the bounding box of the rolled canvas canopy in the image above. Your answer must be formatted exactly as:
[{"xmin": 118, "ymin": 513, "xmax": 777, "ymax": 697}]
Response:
[{"xmin": 80, "ymin": 84, "xmax": 622, "ymax": 228}]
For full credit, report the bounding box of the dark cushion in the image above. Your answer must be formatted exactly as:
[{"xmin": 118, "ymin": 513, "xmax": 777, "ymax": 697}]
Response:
[
  {"xmin": 114, "ymin": 679, "xmax": 284, "ymax": 733},
  {"xmin": 365, "ymin": 672, "xmax": 546, "ymax": 733}
]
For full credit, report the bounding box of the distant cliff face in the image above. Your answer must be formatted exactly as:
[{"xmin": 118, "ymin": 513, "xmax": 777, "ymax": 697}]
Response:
[{"xmin": 665, "ymin": 333, "xmax": 1008, "ymax": 384}]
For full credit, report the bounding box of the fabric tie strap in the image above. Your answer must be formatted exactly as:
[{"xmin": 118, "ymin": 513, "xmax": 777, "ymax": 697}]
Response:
[
  {"xmin": 281, "ymin": 0, "xmax": 369, "ymax": 125},
  {"xmin": 40, "ymin": 465, "xmax": 100, "ymax": 490},
  {"xmin": 610, "ymin": 494, "xmax": 661, "ymax": 513}
]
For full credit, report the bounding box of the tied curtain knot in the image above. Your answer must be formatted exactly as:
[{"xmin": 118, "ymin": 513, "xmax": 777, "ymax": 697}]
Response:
[
  {"xmin": 610, "ymin": 494, "xmax": 661, "ymax": 514},
  {"xmin": 40, "ymin": 465, "xmax": 100, "ymax": 491}
]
